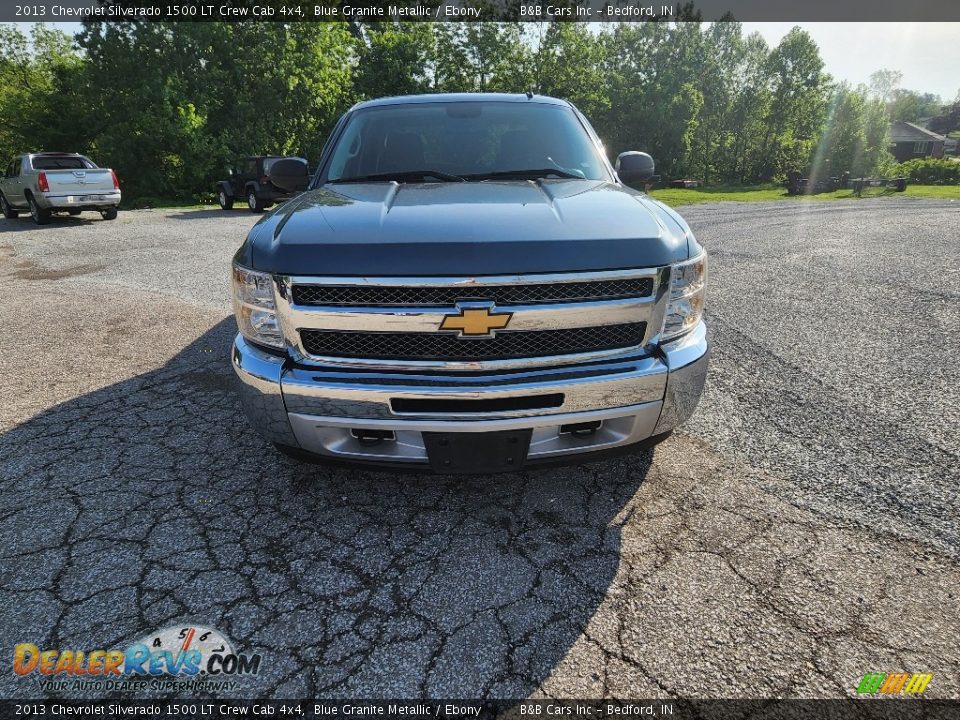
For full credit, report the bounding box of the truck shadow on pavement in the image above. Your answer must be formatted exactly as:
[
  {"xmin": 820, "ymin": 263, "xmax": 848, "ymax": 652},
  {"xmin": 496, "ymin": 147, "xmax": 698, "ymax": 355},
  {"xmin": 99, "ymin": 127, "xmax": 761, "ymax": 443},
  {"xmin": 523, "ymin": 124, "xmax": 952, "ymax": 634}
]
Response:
[
  {"xmin": 166, "ymin": 208, "xmax": 242, "ymax": 220},
  {"xmin": 0, "ymin": 215, "xmax": 101, "ymax": 231},
  {"xmin": 0, "ymin": 318, "xmax": 652, "ymax": 699}
]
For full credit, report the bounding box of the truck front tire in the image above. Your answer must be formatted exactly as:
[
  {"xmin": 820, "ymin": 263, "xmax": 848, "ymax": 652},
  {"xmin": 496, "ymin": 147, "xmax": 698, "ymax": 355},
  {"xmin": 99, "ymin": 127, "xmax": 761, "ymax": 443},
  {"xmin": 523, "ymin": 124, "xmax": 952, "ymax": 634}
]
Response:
[
  {"xmin": 218, "ymin": 189, "xmax": 234, "ymax": 210},
  {"xmin": 28, "ymin": 195, "xmax": 51, "ymax": 225},
  {"xmin": 0, "ymin": 193, "xmax": 18, "ymax": 219}
]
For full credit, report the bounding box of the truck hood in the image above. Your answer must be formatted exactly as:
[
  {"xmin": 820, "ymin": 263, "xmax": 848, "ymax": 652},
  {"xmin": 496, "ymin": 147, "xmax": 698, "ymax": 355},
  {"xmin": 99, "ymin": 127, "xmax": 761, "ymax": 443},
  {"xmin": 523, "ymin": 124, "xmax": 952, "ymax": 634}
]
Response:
[{"xmin": 242, "ymin": 179, "xmax": 692, "ymax": 276}]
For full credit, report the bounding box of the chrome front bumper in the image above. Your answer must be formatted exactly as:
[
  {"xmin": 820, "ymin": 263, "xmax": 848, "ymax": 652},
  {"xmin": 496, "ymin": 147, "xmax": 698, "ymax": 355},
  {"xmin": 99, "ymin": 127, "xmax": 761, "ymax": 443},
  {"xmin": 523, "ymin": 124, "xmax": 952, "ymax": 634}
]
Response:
[{"xmin": 232, "ymin": 321, "xmax": 709, "ymax": 470}]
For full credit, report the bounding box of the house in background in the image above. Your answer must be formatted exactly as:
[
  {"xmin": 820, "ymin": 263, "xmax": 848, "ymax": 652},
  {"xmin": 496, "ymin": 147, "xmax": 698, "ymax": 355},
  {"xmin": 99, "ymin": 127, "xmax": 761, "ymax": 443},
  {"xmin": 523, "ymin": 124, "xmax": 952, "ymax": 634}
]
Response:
[{"xmin": 889, "ymin": 122, "xmax": 946, "ymax": 162}]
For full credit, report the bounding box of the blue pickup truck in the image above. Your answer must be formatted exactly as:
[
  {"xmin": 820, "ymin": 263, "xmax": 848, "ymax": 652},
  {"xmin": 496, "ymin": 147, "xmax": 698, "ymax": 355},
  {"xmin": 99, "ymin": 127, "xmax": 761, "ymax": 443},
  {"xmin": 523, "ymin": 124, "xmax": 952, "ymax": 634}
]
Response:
[{"xmin": 231, "ymin": 93, "xmax": 709, "ymax": 473}]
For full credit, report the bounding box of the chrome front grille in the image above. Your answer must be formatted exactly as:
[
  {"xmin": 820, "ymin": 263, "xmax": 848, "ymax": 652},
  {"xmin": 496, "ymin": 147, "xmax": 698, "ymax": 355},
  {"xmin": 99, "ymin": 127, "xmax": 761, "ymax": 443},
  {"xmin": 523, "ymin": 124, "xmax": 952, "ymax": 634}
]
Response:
[
  {"xmin": 291, "ymin": 277, "xmax": 654, "ymax": 306},
  {"xmin": 276, "ymin": 269, "xmax": 666, "ymax": 370},
  {"xmin": 300, "ymin": 323, "xmax": 648, "ymax": 361}
]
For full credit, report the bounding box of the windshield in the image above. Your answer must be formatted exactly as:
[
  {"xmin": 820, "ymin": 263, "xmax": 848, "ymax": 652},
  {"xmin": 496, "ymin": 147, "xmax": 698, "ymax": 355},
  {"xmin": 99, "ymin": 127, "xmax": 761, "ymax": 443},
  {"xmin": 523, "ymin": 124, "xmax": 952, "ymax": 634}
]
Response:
[{"xmin": 326, "ymin": 101, "xmax": 610, "ymax": 182}]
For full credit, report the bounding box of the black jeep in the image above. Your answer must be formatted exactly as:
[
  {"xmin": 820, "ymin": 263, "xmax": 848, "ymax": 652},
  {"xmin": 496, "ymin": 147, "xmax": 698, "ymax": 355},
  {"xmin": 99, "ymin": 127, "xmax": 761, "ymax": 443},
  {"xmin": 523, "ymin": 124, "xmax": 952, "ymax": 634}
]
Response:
[{"xmin": 216, "ymin": 156, "xmax": 308, "ymax": 213}]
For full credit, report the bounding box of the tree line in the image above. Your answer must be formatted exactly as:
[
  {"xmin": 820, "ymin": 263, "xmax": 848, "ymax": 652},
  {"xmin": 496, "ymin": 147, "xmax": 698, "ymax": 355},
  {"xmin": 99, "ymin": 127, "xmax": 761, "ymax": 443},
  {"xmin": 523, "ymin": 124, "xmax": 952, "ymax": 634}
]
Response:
[{"xmin": 1, "ymin": 21, "xmax": 955, "ymax": 204}]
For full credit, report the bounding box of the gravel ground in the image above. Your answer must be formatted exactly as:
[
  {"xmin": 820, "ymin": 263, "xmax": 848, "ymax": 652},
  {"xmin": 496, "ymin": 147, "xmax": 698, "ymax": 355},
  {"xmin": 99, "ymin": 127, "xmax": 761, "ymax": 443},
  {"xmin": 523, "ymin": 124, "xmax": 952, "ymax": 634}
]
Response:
[{"xmin": 0, "ymin": 198, "xmax": 958, "ymax": 700}]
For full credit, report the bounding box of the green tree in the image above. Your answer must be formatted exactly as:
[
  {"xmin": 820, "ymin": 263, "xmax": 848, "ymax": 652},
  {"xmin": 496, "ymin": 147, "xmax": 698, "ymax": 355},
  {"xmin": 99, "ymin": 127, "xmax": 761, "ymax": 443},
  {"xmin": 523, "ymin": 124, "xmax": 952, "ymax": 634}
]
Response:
[
  {"xmin": 725, "ymin": 32, "xmax": 773, "ymax": 182},
  {"xmin": 687, "ymin": 21, "xmax": 742, "ymax": 184},
  {"xmin": 529, "ymin": 23, "xmax": 609, "ymax": 118},
  {"xmin": 887, "ymin": 89, "xmax": 943, "ymax": 123},
  {"xmin": 432, "ymin": 22, "xmax": 530, "ymax": 93},
  {"xmin": 2, "ymin": 19, "xmax": 931, "ymax": 201},
  {"xmin": 354, "ymin": 24, "xmax": 434, "ymax": 100},
  {"xmin": 599, "ymin": 23, "xmax": 701, "ymax": 178},
  {"xmin": 75, "ymin": 22, "xmax": 354, "ymax": 202},
  {"xmin": 760, "ymin": 27, "xmax": 830, "ymax": 179},
  {"xmin": 810, "ymin": 84, "xmax": 890, "ymax": 181},
  {"xmin": 868, "ymin": 68, "xmax": 903, "ymax": 103},
  {"xmin": 0, "ymin": 24, "xmax": 86, "ymax": 161}
]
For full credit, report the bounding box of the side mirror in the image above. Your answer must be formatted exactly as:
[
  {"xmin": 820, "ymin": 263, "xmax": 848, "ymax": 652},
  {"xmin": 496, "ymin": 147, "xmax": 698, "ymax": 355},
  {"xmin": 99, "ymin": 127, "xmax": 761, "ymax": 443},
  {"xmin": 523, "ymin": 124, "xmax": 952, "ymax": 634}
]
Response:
[
  {"xmin": 616, "ymin": 151, "xmax": 655, "ymax": 189},
  {"xmin": 268, "ymin": 159, "xmax": 309, "ymax": 192}
]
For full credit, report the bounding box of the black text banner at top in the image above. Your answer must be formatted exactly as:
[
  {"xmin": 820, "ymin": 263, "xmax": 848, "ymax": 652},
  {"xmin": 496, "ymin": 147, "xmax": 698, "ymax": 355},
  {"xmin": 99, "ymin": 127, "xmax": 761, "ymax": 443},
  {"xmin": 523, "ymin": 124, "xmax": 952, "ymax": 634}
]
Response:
[{"xmin": 7, "ymin": 0, "xmax": 960, "ymax": 23}]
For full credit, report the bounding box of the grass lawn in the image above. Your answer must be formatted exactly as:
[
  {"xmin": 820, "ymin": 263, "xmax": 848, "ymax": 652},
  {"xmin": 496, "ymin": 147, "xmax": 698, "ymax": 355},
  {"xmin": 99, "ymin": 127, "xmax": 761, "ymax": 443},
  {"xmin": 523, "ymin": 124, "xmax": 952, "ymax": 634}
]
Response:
[{"xmin": 649, "ymin": 183, "xmax": 960, "ymax": 207}]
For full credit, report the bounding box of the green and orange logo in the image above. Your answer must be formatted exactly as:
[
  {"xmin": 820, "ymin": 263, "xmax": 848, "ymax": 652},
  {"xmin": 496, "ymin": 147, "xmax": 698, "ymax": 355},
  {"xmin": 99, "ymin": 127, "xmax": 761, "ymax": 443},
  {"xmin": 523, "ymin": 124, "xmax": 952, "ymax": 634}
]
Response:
[{"xmin": 856, "ymin": 672, "xmax": 933, "ymax": 696}]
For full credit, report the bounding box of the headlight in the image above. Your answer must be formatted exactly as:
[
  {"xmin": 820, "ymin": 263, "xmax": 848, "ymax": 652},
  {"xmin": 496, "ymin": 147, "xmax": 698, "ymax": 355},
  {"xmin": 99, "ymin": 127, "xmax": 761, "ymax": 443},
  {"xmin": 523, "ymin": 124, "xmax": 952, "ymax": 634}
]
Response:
[
  {"xmin": 232, "ymin": 264, "xmax": 284, "ymax": 349},
  {"xmin": 661, "ymin": 252, "xmax": 707, "ymax": 341}
]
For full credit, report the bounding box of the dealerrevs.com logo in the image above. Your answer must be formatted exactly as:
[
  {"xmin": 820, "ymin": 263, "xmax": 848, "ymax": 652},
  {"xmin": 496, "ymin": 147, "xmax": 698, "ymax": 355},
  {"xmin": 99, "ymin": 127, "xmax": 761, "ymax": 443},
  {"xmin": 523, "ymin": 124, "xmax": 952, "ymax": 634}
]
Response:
[{"xmin": 13, "ymin": 625, "xmax": 261, "ymax": 693}]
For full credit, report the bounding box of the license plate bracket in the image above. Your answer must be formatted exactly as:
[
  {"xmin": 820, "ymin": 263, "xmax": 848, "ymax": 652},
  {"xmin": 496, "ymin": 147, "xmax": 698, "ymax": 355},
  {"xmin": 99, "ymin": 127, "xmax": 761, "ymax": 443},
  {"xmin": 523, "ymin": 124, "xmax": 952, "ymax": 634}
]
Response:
[{"xmin": 423, "ymin": 429, "xmax": 532, "ymax": 474}]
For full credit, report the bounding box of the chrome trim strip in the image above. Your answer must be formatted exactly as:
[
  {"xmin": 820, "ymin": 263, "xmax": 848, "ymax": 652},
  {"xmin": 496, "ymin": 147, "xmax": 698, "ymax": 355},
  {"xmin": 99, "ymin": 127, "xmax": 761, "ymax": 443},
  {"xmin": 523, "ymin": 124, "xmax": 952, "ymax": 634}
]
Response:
[
  {"xmin": 289, "ymin": 402, "xmax": 658, "ymax": 433},
  {"xmin": 285, "ymin": 343, "xmax": 656, "ymax": 373},
  {"xmin": 281, "ymin": 354, "xmax": 668, "ymax": 420},
  {"xmin": 283, "ymin": 297, "xmax": 652, "ymax": 334},
  {"xmin": 282, "ymin": 268, "xmax": 659, "ymax": 288}
]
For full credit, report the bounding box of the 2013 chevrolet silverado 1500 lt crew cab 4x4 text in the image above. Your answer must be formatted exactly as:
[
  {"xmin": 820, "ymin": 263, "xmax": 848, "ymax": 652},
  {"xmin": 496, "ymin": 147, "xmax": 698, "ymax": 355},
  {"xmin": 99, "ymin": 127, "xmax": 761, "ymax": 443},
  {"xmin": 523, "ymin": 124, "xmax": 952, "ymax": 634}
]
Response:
[
  {"xmin": 0, "ymin": 152, "xmax": 121, "ymax": 224},
  {"xmin": 232, "ymin": 94, "xmax": 709, "ymax": 473}
]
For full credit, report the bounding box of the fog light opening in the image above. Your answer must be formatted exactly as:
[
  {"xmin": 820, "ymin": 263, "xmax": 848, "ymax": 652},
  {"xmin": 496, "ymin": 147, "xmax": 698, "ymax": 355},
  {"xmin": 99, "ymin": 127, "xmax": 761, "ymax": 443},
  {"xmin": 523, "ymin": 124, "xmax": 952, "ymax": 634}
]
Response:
[
  {"xmin": 559, "ymin": 421, "xmax": 603, "ymax": 438},
  {"xmin": 351, "ymin": 429, "xmax": 396, "ymax": 446}
]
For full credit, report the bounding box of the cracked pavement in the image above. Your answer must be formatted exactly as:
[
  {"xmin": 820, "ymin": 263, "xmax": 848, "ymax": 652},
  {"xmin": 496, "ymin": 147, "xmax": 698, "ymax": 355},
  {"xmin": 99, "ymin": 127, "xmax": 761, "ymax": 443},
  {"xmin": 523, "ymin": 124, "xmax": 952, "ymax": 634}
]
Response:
[{"xmin": 0, "ymin": 199, "xmax": 958, "ymax": 700}]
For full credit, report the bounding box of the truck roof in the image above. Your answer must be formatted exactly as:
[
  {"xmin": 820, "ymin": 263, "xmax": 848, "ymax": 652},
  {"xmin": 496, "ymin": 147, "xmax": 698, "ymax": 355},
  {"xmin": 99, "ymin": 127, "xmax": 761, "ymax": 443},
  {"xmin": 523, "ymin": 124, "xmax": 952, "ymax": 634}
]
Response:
[{"xmin": 350, "ymin": 93, "xmax": 570, "ymax": 112}]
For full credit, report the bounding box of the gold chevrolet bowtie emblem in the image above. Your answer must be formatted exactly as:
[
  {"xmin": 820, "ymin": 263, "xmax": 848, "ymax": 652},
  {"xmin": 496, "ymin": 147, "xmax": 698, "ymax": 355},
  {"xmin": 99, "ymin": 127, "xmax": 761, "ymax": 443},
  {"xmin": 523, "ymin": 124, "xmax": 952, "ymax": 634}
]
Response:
[{"xmin": 439, "ymin": 305, "xmax": 513, "ymax": 337}]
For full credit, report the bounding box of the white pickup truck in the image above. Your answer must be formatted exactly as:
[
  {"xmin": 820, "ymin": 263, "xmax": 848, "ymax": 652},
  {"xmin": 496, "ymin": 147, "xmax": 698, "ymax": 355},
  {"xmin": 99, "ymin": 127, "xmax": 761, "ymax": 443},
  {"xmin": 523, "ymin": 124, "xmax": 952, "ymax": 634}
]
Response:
[{"xmin": 0, "ymin": 152, "xmax": 121, "ymax": 225}]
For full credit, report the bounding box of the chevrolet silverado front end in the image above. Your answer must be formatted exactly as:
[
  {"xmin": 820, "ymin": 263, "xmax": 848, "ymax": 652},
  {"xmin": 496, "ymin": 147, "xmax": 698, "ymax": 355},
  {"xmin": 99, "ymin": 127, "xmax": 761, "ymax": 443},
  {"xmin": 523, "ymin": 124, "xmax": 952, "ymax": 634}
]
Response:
[{"xmin": 231, "ymin": 93, "xmax": 709, "ymax": 473}]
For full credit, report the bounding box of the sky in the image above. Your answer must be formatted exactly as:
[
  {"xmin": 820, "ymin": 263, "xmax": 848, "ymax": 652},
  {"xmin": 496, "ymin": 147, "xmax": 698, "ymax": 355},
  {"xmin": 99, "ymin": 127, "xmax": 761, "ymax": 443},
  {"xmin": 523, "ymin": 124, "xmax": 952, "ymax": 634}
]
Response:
[
  {"xmin": 9, "ymin": 21, "xmax": 960, "ymax": 101},
  {"xmin": 741, "ymin": 23, "xmax": 960, "ymax": 100}
]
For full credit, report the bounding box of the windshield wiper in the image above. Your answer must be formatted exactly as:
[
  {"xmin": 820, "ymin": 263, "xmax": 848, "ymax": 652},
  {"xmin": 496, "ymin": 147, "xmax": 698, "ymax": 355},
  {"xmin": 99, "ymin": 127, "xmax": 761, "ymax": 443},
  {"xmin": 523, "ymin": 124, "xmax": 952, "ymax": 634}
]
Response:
[
  {"xmin": 330, "ymin": 170, "xmax": 465, "ymax": 183},
  {"xmin": 464, "ymin": 168, "xmax": 584, "ymax": 181}
]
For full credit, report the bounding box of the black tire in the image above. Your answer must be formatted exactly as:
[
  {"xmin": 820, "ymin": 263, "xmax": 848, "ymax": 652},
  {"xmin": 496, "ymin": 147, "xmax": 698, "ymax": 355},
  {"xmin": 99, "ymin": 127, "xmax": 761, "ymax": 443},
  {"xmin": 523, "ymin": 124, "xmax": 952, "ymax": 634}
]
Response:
[
  {"xmin": 100, "ymin": 208, "xmax": 118, "ymax": 220},
  {"xmin": 247, "ymin": 188, "xmax": 264, "ymax": 213},
  {"xmin": 68, "ymin": 209, "xmax": 82, "ymax": 216},
  {"xmin": 0, "ymin": 193, "xmax": 18, "ymax": 219},
  {"xmin": 218, "ymin": 188, "xmax": 234, "ymax": 210},
  {"xmin": 27, "ymin": 195, "xmax": 51, "ymax": 225}
]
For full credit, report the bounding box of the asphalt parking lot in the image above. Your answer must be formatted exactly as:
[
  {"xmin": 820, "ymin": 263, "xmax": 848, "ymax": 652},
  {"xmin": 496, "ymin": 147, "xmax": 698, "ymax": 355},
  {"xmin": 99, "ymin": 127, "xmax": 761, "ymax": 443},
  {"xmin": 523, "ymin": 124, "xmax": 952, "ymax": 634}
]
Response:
[{"xmin": 1, "ymin": 197, "xmax": 958, "ymax": 700}]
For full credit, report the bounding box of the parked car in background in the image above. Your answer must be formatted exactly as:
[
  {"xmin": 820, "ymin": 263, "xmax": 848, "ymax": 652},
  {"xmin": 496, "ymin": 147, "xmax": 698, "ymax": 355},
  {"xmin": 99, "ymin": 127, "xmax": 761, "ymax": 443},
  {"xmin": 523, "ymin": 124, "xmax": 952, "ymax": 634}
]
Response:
[
  {"xmin": 0, "ymin": 152, "xmax": 121, "ymax": 225},
  {"xmin": 216, "ymin": 156, "xmax": 309, "ymax": 213}
]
